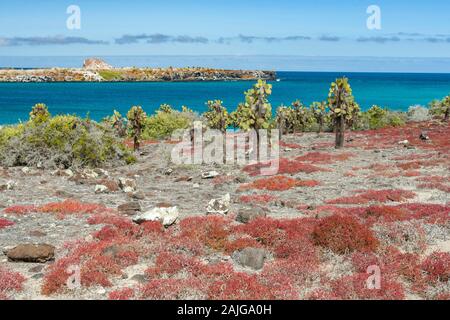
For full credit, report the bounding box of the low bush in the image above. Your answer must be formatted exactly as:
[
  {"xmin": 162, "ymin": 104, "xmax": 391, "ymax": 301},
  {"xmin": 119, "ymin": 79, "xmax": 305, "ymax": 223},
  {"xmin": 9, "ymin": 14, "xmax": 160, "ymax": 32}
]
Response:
[
  {"xmin": 312, "ymin": 215, "xmax": 379, "ymax": 254},
  {"xmin": 327, "ymin": 189, "xmax": 416, "ymax": 205},
  {"xmin": 0, "ymin": 267, "xmax": 26, "ymax": 300},
  {"xmin": 0, "ymin": 108, "xmax": 135, "ymax": 168},
  {"xmin": 142, "ymin": 106, "xmax": 197, "ymax": 140},
  {"xmin": 421, "ymin": 252, "xmax": 450, "ymax": 284},
  {"xmin": 0, "ymin": 218, "xmax": 14, "ymax": 229}
]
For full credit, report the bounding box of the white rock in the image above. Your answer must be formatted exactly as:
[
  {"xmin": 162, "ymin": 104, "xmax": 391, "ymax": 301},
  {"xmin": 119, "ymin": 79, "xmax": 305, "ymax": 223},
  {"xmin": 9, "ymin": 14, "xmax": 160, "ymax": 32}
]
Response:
[
  {"xmin": 84, "ymin": 169, "xmax": 99, "ymax": 179},
  {"xmin": 206, "ymin": 193, "xmax": 231, "ymax": 215},
  {"xmin": 123, "ymin": 186, "xmax": 134, "ymax": 193},
  {"xmin": 201, "ymin": 171, "xmax": 219, "ymax": 179},
  {"xmin": 21, "ymin": 167, "xmax": 31, "ymax": 174},
  {"xmin": 97, "ymin": 168, "xmax": 109, "ymax": 177},
  {"xmin": 398, "ymin": 140, "xmax": 409, "ymax": 146},
  {"xmin": 6, "ymin": 180, "xmax": 16, "ymax": 190},
  {"xmin": 133, "ymin": 207, "xmax": 179, "ymax": 227},
  {"xmin": 94, "ymin": 184, "xmax": 109, "ymax": 194},
  {"xmin": 63, "ymin": 169, "xmax": 74, "ymax": 177},
  {"xmin": 118, "ymin": 178, "xmax": 137, "ymax": 192}
]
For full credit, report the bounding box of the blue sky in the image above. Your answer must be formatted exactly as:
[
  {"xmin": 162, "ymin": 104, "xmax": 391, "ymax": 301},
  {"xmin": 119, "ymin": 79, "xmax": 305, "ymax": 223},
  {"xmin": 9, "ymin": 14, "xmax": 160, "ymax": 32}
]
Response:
[{"xmin": 0, "ymin": 0, "xmax": 449, "ymax": 59}]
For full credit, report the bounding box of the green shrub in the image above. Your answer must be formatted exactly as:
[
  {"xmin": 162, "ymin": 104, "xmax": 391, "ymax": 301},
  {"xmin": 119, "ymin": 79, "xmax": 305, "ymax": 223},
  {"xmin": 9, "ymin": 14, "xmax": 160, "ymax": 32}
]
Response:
[
  {"xmin": 98, "ymin": 70, "xmax": 123, "ymax": 81},
  {"xmin": 29, "ymin": 103, "xmax": 51, "ymax": 124},
  {"xmin": 142, "ymin": 108, "xmax": 196, "ymax": 140},
  {"xmin": 0, "ymin": 110, "xmax": 134, "ymax": 169}
]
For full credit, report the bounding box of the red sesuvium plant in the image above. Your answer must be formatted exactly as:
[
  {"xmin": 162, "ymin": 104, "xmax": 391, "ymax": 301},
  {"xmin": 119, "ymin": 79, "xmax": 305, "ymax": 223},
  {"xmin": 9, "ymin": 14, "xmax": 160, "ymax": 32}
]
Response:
[
  {"xmin": 0, "ymin": 267, "xmax": 26, "ymax": 300},
  {"xmin": 420, "ymin": 252, "xmax": 450, "ymax": 284},
  {"xmin": 4, "ymin": 199, "xmax": 114, "ymax": 218},
  {"xmin": 243, "ymin": 157, "xmax": 329, "ymax": 176},
  {"xmin": 240, "ymin": 175, "xmax": 320, "ymax": 192},
  {"xmin": 326, "ymin": 273, "xmax": 405, "ymax": 300},
  {"xmin": 238, "ymin": 194, "xmax": 276, "ymax": 204},
  {"xmin": 208, "ymin": 272, "xmax": 274, "ymax": 300},
  {"xmin": 108, "ymin": 288, "xmax": 135, "ymax": 300},
  {"xmin": 312, "ymin": 215, "xmax": 379, "ymax": 254},
  {"xmin": 0, "ymin": 218, "xmax": 14, "ymax": 229},
  {"xmin": 327, "ymin": 189, "xmax": 416, "ymax": 205},
  {"xmin": 295, "ymin": 151, "xmax": 354, "ymax": 164}
]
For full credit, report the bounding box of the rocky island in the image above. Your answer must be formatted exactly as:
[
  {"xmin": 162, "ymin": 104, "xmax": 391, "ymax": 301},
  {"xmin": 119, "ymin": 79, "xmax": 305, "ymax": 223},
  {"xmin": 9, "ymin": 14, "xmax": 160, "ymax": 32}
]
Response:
[{"xmin": 0, "ymin": 58, "xmax": 276, "ymax": 82}]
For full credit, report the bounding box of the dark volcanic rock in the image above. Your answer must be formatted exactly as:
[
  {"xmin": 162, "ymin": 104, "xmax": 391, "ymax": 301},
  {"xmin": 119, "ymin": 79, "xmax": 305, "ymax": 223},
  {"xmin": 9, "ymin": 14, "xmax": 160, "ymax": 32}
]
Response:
[
  {"xmin": 232, "ymin": 247, "xmax": 268, "ymax": 270},
  {"xmin": 118, "ymin": 202, "xmax": 141, "ymax": 215},
  {"xmin": 236, "ymin": 207, "xmax": 268, "ymax": 224}
]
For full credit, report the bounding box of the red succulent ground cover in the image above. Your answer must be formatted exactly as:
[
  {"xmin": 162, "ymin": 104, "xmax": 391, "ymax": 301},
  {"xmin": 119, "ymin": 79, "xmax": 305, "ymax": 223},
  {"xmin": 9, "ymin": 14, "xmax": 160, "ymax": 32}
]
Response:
[
  {"xmin": 32, "ymin": 199, "xmax": 450, "ymax": 300},
  {"xmin": 243, "ymin": 157, "xmax": 329, "ymax": 176},
  {"xmin": 239, "ymin": 175, "xmax": 320, "ymax": 191},
  {"xmin": 0, "ymin": 267, "xmax": 26, "ymax": 300},
  {"xmin": 327, "ymin": 189, "xmax": 416, "ymax": 205},
  {"xmin": 238, "ymin": 194, "xmax": 276, "ymax": 204},
  {"xmin": 295, "ymin": 151, "xmax": 354, "ymax": 164},
  {"xmin": 312, "ymin": 215, "xmax": 379, "ymax": 254},
  {"xmin": 346, "ymin": 121, "xmax": 450, "ymax": 152},
  {"xmin": 3, "ymin": 199, "xmax": 114, "ymax": 218},
  {"xmin": 0, "ymin": 218, "xmax": 14, "ymax": 229}
]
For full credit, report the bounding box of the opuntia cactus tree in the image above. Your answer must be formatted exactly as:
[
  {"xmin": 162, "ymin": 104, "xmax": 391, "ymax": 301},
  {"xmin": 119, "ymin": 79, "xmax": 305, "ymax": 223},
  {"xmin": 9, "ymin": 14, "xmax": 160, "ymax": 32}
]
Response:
[
  {"xmin": 158, "ymin": 104, "xmax": 173, "ymax": 114},
  {"xmin": 442, "ymin": 95, "xmax": 450, "ymax": 121},
  {"xmin": 276, "ymin": 105, "xmax": 292, "ymax": 139},
  {"xmin": 204, "ymin": 100, "xmax": 229, "ymax": 133},
  {"xmin": 245, "ymin": 80, "xmax": 272, "ymax": 130},
  {"xmin": 291, "ymin": 100, "xmax": 312, "ymax": 133},
  {"xmin": 328, "ymin": 77, "xmax": 355, "ymax": 148},
  {"xmin": 310, "ymin": 101, "xmax": 328, "ymax": 133},
  {"xmin": 109, "ymin": 110, "xmax": 127, "ymax": 137},
  {"xmin": 246, "ymin": 80, "xmax": 272, "ymax": 155},
  {"xmin": 127, "ymin": 106, "xmax": 147, "ymax": 151},
  {"xmin": 29, "ymin": 103, "xmax": 50, "ymax": 124},
  {"xmin": 346, "ymin": 100, "xmax": 361, "ymax": 130}
]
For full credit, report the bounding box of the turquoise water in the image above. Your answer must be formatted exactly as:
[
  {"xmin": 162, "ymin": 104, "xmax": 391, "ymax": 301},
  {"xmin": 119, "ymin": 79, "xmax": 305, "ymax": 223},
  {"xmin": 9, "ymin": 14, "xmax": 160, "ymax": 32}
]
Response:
[{"xmin": 1, "ymin": 71, "xmax": 450, "ymax": 124}]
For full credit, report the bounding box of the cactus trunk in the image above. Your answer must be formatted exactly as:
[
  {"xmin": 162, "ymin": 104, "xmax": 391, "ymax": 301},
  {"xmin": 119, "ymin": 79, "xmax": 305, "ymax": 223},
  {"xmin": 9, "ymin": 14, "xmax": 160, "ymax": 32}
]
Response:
[{"xmin": 335, "ymin": 115, "xmax": 345, "ymax": 148}]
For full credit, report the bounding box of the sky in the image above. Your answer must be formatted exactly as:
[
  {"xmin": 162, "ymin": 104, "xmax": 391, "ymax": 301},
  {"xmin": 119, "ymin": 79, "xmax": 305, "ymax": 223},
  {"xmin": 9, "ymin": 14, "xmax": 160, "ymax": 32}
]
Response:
[{"xmin": 0, "ymin": 0, "xmax": 450, "ymax": 70}]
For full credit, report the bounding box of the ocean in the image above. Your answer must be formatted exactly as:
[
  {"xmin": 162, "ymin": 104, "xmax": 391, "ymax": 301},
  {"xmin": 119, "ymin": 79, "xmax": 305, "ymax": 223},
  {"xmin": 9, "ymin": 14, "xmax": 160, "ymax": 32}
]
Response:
[{"xmin": 1, "ymin": 71, "xmax": 450, "ymax": 124}]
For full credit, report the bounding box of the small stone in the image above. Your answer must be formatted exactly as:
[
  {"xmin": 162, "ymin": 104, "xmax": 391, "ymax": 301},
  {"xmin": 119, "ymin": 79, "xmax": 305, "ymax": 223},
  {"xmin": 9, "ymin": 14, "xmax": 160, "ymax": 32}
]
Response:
[
  {"xmin": 118, "ymin": 178, "xmax": 137, "ymax": 193},
  {"xmin": 28, "ymin": 265, "xmax": 45, "ymax": 273},
  {"xmin": 97, "ymin": 288, "xmax": 106, "ymax": 295},
  {"xmin": 95, "ymin": 184, "xmax": 109, "ymax": 194},
  {"xmin": 174, "ymin": 176, "xmax": 193, "ymax": 182},
  {"xmin": 130, "ymin": 274, "xmax": 148, "ymax": 284},
  {"xmin": 128, "ymin": 191, "xmax": 145, "ymax": 200},
  {"xmin": 133, "ymin": 206, "xmax": 179, "ymax": 227},
  {"xmin": 201, "ymin": 171, "xmax": 219, "ymax": 179},
  {"xmin": 83, "ymin": 169, "xmax": 99, "ymax": 179},
  {"xmin": 419, "ymin": 132, "xmax": 429, "ymax": 141},
  {"xmin": 206, "ymin": 193, "xmax": 231, "ymax": 215},
  {"xmin": 21, "ymin": 167, "xmax": 31, "ymax": 174},
  {"xmin": 6, "ymin": 244, "xmax": 55, "ymax": 263},
  {"xmin": 118, "ymin": 202, "xmax": 141, "ymax": 216},
  {"xmin": 232, "ymin": 247, "xmax": 267, "ymax": 270},
  {"xmin": 0, "ymin": 180, "xmax": 17, "ymax": 191},
  {"xmin": 29, "ymin": 230, "xmax": 47, "ymax": 237},
  {"xmin": 236, "ymin": 207, "xmax": 268, "ymax": 224}
]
